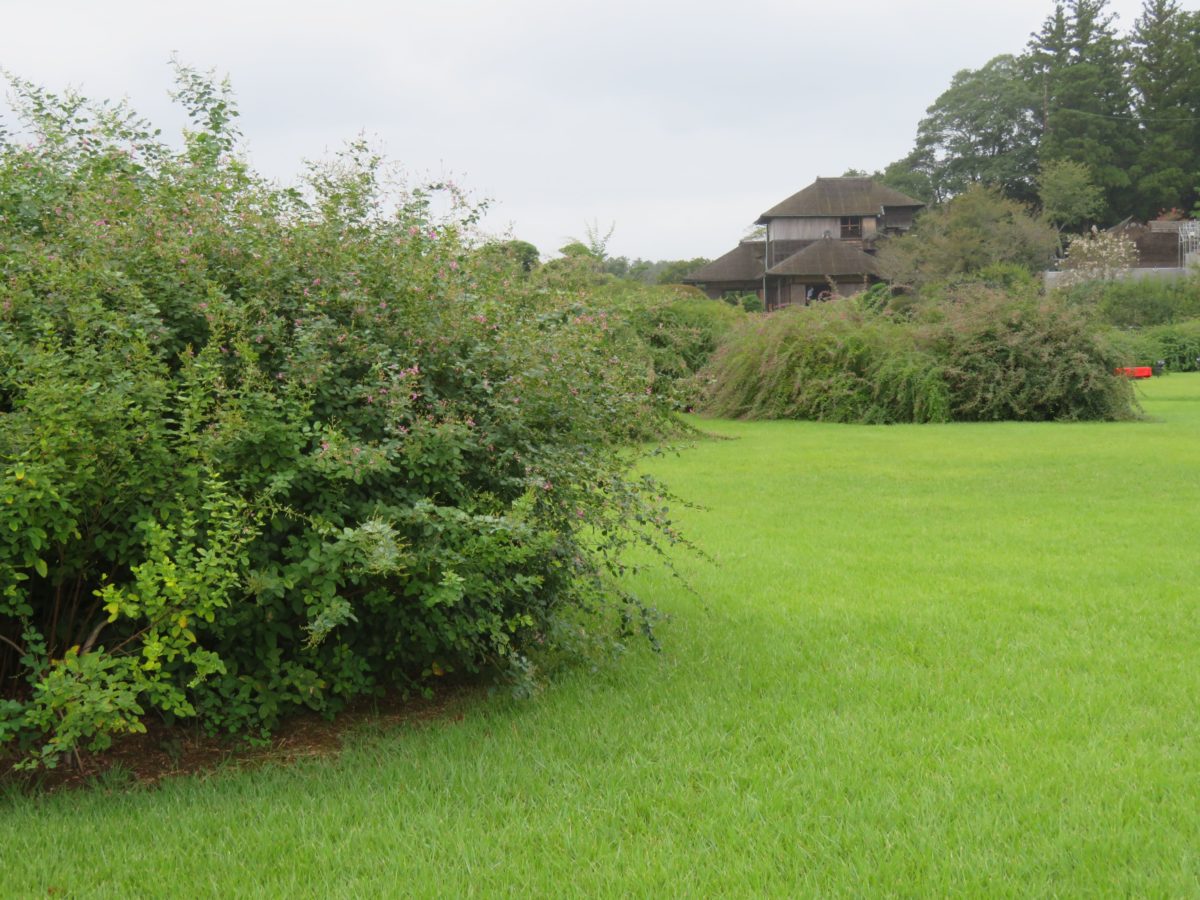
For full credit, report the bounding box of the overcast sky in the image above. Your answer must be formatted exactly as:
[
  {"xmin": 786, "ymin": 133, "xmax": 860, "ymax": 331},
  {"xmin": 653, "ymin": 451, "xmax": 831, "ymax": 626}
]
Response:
[{"xmin": 2, "ymin": 0, "xmax": 1159, "ymax": 260}]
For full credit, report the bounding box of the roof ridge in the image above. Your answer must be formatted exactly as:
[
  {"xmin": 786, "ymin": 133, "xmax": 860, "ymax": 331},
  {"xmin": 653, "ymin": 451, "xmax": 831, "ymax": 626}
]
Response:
[{"xmin": 756, "ymin": 177, "xmax": 924, "ymax": 223}]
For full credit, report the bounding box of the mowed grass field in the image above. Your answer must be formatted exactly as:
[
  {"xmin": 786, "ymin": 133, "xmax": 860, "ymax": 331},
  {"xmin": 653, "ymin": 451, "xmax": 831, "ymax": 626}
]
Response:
[{"xmin": 3, "ymin": 375, "xmax": 1198, "ymax": 897}]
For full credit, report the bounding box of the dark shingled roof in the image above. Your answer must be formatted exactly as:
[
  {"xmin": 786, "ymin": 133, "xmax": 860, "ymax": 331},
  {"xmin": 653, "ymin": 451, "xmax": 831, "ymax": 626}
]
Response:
[
  {"xmin": 682, "ymin": 241, "xmax": 766, "ymax": 283},
  {"xmin": 766, "ymin": 237, "xmax": 883, "ymax": 279},
  {"xmin": 757, "ymin": 177, "xmax": 924, "ymax": 223},
  {"xmin": 684, "ymin": 240, "xmax": 829, "ymax": 283}
]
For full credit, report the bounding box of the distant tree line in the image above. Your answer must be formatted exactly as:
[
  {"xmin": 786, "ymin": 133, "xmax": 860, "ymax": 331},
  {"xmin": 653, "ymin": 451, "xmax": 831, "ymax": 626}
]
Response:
[
  {"xmin": 858, "ymin": 0, "xmax": 1200, "ymax": 223},
  {"xmin": 602, "ymin": 255, "xmax": 712, "ymax": 285},
  {"xmin": 485, "ymin": 230, "xmax": 711, "ymax": 288}
]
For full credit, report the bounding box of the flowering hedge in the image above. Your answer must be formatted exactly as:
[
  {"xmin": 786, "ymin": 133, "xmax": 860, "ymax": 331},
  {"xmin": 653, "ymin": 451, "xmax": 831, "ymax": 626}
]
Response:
[{"xmin": 0, "ymin": 70, "xmax": 682, "ymax": 768}]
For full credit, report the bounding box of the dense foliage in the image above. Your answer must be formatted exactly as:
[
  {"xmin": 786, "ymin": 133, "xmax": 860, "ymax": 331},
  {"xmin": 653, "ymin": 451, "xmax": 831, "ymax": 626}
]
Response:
[
  {"xmin": 0, "ymin": 72, "xmax": 688, "ymax": 768},
  {"xmin": 591, "ymin": 283, "xmax": 745, "ymax": 409},
  {"xmin": 1057, "ymin": 273, "xmax": 1200, "ymax": 327},
  {"xmin": 1103, "ymin": 320, "xmax": 1200, "ymax": 371},
  {"xmin": 878, "ymin": 186, "xmax": 1060, "ymax": 290},
  {"xmin": 700, "ymin": 290, "xmax": 1137, "ymax": 424},
  {"xmin": 1047, "ymin": 272, "xmax": 1200, "ymax": 370}
]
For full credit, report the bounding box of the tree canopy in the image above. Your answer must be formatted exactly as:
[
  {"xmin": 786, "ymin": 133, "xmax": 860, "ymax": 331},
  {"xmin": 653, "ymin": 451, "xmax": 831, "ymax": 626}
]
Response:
[
  {"xmin": 879, "ymin": 185, "xmax": 1060, "ymax": 288},
  {"xmin": 868, "ymin": 0, "xmax": 1200, "ymax": 223}
]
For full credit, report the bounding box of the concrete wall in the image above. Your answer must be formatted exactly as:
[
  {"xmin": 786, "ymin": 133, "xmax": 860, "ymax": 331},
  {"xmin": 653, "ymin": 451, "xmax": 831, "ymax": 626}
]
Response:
[{"xmin": 1043, "ymin": 265, "xmax": 1198, "ymax": 291}]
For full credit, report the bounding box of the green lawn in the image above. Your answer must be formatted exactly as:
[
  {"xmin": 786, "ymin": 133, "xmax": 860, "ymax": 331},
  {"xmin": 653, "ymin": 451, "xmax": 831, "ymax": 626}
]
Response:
[{"xmin": 4, "ymin": 375, "xmax": 1199, "ymax": 897}]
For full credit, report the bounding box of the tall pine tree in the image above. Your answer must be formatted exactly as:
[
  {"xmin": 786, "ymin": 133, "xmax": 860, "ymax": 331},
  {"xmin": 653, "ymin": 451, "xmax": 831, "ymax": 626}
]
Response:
[
  {"xmin": 1128, "ymin": 0, "xmax": 1200, "ymax": 218},
  {"xmin": 1027, "ymin": 0, "xmax": 1138, "ymax": 219}
]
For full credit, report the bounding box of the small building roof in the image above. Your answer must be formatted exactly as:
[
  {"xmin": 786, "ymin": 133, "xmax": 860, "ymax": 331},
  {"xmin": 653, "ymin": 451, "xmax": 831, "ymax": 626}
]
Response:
[
  {"xmin": 756, "ymin": 177, "xmax": 924, "ymax": 223},
  {"xmin": 684, "ymin": 240, "xmax": 829, "ymax": 284},
  {"xmin": 682, "ymin": 241, "xmax": 766, "ymax": 283},
  {"xmin": 766, "ymin": 237, "xmax": 883, "ymax": 279}
]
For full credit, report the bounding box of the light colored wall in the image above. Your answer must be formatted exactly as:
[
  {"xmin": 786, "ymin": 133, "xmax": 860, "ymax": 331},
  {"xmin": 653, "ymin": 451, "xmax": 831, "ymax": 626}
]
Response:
[
  {"xmin": 768, "ymin": 217, "xmax": 840, "ymax": 240},
  {"xmin": 1043, "ymin": 265, "xmax": 1197, "ymax": 290},
  {"xmin": 769, "ymin": 216, "xmax": 881, "ymax": 240}
]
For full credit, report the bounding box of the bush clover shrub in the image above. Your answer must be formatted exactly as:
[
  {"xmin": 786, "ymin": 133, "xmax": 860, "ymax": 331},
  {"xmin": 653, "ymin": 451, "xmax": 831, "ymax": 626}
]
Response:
[
  {"xmin": 929, "ymin": 290, "xmax": 1137, "ymax": 421},
  {"xmin": 0, "ymin": 71, "xmax": 683, "ymax": 768},
  {"xmin": 594, "ymin": 283, "xmax": 745, "ymax": 410},
  {"xmin": 701, "ymin": 302, "xmax": 951, "ymax": 424},
  {"xmin": 699, "ymin": 290, "xmax": 1137, "ymax": 424}
]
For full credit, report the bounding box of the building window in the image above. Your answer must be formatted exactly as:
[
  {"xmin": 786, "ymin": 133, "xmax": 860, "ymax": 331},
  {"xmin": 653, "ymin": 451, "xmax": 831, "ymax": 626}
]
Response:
[{"xmin": 840, "ymin": 216, "xmax": 862, "ymax": 239}]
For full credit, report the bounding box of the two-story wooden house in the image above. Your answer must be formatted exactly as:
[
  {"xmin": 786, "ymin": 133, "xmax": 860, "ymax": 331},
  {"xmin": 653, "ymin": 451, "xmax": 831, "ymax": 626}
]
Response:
[{"xmin": 684, "ymin": 177, "xmax": 924, "ymax": 310}]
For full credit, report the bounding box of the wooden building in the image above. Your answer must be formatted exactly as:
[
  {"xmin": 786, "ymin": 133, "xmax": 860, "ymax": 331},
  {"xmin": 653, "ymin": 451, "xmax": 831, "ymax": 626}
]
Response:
[
  {"xmin": 1108, "ymin": 217, "xmax": 1197, "ymax": 268},
  {"xmin": 684, "ymin": 177, "xmax": 923, "ymax": 310}
]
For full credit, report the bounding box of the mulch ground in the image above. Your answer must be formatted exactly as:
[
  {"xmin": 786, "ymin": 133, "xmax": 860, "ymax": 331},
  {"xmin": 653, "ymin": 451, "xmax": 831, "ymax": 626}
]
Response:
[{"xmin": 1, "ymin": 684, "xmax": 479, "ymax": 794}]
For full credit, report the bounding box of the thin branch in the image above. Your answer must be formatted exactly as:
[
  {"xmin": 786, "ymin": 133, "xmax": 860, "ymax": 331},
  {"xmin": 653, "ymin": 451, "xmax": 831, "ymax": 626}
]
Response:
[
  {"xmin": 0, "ymin": 632, "xmax": 26, "ymax": 657},
  {"xmin": 79, "ymin": 619, "xmax": 107, "ymax": 656}
]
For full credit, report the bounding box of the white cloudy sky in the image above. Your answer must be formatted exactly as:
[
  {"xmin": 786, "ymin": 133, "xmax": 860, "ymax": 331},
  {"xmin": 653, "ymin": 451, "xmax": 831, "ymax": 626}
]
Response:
[{"xmin": 2, "ymin": 0, "xmax": 1156, "ymax": 260}]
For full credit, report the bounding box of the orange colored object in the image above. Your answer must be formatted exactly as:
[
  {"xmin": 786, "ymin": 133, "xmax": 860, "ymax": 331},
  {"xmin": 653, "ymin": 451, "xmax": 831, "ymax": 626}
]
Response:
[{"xmin": 1116, "ymin": 366, "xmax": 1153, "ymax": 378}]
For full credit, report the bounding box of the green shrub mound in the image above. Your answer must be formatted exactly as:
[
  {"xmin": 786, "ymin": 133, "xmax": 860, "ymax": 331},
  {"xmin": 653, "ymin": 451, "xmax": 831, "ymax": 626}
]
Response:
[
  {"xmin": 701, "ymin": 304, "xmax": 949, "ymax": 423},
  {"xmin": 0, "ymin": 72, "xmax": 681, "ymax": 768},
  {"xmin": 930, "ymin": 291, "xmax": 1137, "ymax": 421},
  {"xmin": 701, "ymin": 291, "xmax": 1136, "ymax": 424}
]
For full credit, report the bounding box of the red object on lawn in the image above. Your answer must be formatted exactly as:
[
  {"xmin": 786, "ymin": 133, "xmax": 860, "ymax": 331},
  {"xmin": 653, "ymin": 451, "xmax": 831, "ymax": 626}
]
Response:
[{"xmin": 1116, "ymin": 366, "xmax": 1153, "ymax": 378}]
